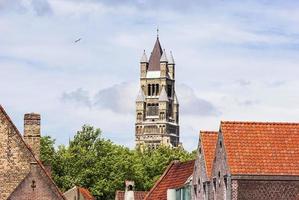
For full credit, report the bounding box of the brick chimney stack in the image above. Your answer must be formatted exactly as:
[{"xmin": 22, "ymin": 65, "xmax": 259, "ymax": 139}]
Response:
[{"xmin": 24, "ymin": 113, "xmax": 41, "ymax": 159}]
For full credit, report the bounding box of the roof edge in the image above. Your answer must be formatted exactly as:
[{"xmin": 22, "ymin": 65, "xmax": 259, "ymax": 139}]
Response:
[
  {"xmin": 0, "ymin": 104, "xmax": 66, "ymax": 200},
  {"xmin": 144, "ymin": 160, "xmax": 176, "ymax": 199}
]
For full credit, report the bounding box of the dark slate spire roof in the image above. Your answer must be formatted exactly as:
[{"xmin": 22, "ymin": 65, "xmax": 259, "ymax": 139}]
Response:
[{"xmin": 148, "ymin": 37, "xmax": 163, "ymax": 71}]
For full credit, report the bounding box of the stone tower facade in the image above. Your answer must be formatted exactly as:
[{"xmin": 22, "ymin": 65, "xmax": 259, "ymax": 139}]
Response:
[
  {"xmin": 23, "ymin": 113, "xmax": 41, "ymax": 159},
  {"xmin": 135, "ymin": 37, "xmax": 180, "ymax": 149}
]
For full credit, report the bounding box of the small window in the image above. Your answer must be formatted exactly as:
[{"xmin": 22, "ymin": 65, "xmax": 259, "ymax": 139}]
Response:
[
  {"xmin": 224, "ymin": 175, "xmax": 228, "ymax": 189},
  {"xmin": 199, "ymin": 147, "xmax": 202, "ymax": 154},
  {"xmin": 218, "ymin": 171, "xmax": 221, "ymax": 186},
  {"xmin": 213, "ymin": 177, "xmax": 217, "ymax": 191},
  {"xmin": 128, "ymin": 185, "xmax": 133, "ymax": 191},
  {"xmin": 193, "ymin": 185, "xmax": 197, "ymax": 195},
  {"xmin": 220, "ymin": 140, "xmax": 222, "ymax": 148},
  {"xmin": 198, "ymin": 178, "xmax": 201, "ymax": 192}
]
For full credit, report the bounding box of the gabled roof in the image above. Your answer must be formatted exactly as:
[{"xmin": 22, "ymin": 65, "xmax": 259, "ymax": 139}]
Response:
[
  {"xmin": 140, "ymin": 50, "xmax": 148, "ymax": 63},
  {"xmin": 168, "ymin": 51, "xmax": 175, "ymax": 64},
  {"xmin": 159, "ymin": 87, "xmax": 168, "ymax": 102},
  {"xmin": 160, "ymin": 49, "xmax": 168, "ymax": 62},
  {"xmin": 136, "ymin": 89, "xmax": 145, "ymax": 102},
  {"xmin": 144, "ymin": 160, "xmax": 195, "ymax": 200},
  {"xmin": 221, "ymin": 121, "xmax": 299, "ymax": 176},
  {"xmin": 148, "ymin": 37, "xmax": 163, "ymax": 71},
  {"xmin": 0, "ymin": 105, "xmax": 66, "ymax": 199},
  {"xmin": 200, "ymin": 131, "xmax": 218, "ymax": 178},
  {"xmin": 79, "ymin": 187, "xmax": 95, "ymax": 200},
  {"xmin": 115, "ymin": 191, "xmax": 148, "ymax": 200}
]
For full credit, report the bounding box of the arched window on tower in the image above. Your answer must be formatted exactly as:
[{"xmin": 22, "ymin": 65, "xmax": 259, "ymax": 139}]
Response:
[
  {"xmin": 156, "ymin": 84, "xmax": 159, "ymax": 96},
  {"xmin": 167, "ymin": 85, "xmax": 172, "ymax": 97}
]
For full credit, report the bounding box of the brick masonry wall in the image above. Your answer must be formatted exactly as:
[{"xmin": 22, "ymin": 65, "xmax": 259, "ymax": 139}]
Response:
[
  {"xmin": 235, "ymin": 179, "xmax": 299, "ymax": 200},
  {"xmin": 0, "ymin": 110, "xmax": 33, "ymax": 199},
  {"xmin": 211, "ymin": 132, "xmax": 231, "ymax": 200},
  {"xmin": 8, "ymin": 163, "xmax": 64, "ymax": 200}
]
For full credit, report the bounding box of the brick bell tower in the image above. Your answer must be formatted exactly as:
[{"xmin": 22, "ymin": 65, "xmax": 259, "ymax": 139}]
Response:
[{"xmin": 135, "ymin": 35, "xmax": 180, "ymax": 149}]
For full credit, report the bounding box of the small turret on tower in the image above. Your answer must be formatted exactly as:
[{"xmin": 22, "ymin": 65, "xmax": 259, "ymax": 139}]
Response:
[
  {"xmin": 140, "ymin": 50, "xmax": 148, "ymax": 78},
  {"xmin": 168, "ymin": 51, "xmax": 175, "ymax": 79},
  {"xmin": 160, "ymin": 49, "xmax": 168, "ymax": 77}
]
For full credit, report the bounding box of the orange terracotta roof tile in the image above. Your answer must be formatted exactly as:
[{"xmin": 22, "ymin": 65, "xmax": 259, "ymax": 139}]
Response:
[
  {"xmin": 115, "ymin": 190, "xmax": 148, "ymax": 200},
  {"xmin": 144, "ymin": 160, "xmax": 195, "ymax": 200},
  {"xmin": 79, "ymin": 187, "xmax": 95, "ymax": 200},
  {"xmin": 200, "ymin": 131, "xmax": 218, "ymax": 178},
  {"xmin": 221, "ymin": 121, "xmax": 299, "ymax": 176}
]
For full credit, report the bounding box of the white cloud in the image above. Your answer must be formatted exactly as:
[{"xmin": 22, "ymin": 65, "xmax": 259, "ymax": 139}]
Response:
[{"xmin": 1, "ymin": 0, "xmax": 299, "ymax": 151}]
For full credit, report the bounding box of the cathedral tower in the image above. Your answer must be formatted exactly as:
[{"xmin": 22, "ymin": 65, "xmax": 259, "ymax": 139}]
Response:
[{"xmin": 135, "ymin": 36, "xmax": 180, "ymax": 149}]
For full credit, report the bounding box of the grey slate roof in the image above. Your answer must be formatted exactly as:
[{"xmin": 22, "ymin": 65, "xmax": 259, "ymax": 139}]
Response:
[
  {"xmin": 140, "ymin": 50, "xmax": 148, "ymax": 63},
  {"xmin": 136, "ymin": 89, "xmax": 145, "ymax": 102},
  {"xmin": 148, "ymin": 37, "xmax": 163, "ymax": 71},
  {"xmin": 160, "ymin": 49, "xmax": 168, "ymax": 62},
  {"xmin": 159, "ymin": 87, "xmax": 169, "ymax": 102},
  {"xmin": 168, "ymin": 51, "xmax": 175, "ymax": 64}
]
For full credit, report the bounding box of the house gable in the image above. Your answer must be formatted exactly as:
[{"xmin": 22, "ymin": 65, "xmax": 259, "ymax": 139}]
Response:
[
  {"xmin": 8, "ymin": 162, "xmax": 64, "ymax": 200},
  {"xmin": 211, "ymin": 129, "xmax": 231, "ymax": 200},
  {"xmin": 192, "ymin": 131, "xmax": 218, "ymax": 200},
  {"xmin": 0, "ymin": 105, "xmax": 65, "ymax": 200}
]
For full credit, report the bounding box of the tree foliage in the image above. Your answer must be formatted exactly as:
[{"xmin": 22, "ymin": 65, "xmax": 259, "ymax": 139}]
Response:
[{"xmin": 40, "ymin": 125, "xmax": 196, "ymax": 200}]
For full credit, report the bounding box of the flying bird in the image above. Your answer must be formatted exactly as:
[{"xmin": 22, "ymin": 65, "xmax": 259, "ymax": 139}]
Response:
[{"xmin": 74, "ymin": 38, "xmax": 82, "ymax": 43}]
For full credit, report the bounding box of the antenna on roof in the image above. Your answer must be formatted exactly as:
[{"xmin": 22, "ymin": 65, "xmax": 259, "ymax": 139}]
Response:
[{"xmin": 157, "ymin": 26, "xmax": 159, "ymax": 38}]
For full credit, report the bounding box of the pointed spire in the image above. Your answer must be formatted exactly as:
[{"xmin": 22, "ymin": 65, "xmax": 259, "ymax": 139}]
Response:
[
  {"xmin": 148, "ymin": 37, "xmax": 163, "ymax": 71},
  {"xmin": 136, "ymin": 89, "xmax": 145, "ymax": 102},
  {"xmin": 168, "ymin": 51, "xmax": 175, "ymax": 64},
  {"xmin": 174, "ymin": 92, "xmax": 179, "ymax": 104},
  {"xmin": 159, "ymin": 87, "xmax": 169, "ymax": 102},
  {"xmin": 140, "ymin": 50, "xmax": 148, "ymax": 63},
  {"xmin": 160, "ymin": 49, "xmax": 168, "ymax": 62}
]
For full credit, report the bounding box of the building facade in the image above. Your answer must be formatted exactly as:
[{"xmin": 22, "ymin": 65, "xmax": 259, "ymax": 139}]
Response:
[
  {"xmin": 135, "ymin": 36, "xmax": 180, "ymax": 149},
  {"xmin": 0, "ymin": 105, "xmax": 65, "ymax": 200}
]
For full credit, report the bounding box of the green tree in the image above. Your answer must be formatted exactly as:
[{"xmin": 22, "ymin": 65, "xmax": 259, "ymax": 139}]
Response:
[{"xmin": 40, "ymin": 125, "xmax": 196, "ymax": 200}]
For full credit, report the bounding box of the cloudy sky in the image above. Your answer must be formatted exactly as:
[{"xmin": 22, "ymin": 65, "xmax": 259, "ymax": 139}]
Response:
[{"xmin": 1, "ymin": 0, "xmax": 299, "ymax": 151}]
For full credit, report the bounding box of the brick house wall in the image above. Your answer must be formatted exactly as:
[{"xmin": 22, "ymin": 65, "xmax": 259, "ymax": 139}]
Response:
[
  {"xmin": 0, "ymin": 105, "xmax": 65, "ymax": 200},
  {"xmin": 0, "ymin": 109, "xmax": 33, "ymax": 199},
  {"xmin": 192, "ymin": 139, "xmax": 209, "ymax": 200},
  {"xmin": 211, "ymin": 131, "xmax": 231, "ymax": 200},
  {"xmin": 232, "ymin": 179, "xmax": 299, "ymax": 200},
  {"xmin": 8, "ymin": 162, "xmax": 64, "ymax": 200}
]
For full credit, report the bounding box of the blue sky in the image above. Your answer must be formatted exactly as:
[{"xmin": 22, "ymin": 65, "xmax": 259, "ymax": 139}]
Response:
[{"xmin": 1, "ymin": 0, "xmax": 299, "ymax": 151}]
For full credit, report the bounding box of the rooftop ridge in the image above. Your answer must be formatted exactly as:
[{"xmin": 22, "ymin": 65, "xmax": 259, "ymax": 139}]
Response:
[
  {"xmin": 221, "ymin": 120, "xmax": 299, "ymax": 125},
  {"xmin": 200, "ymin": 130, "xmax": 218, "ymax": 134}
]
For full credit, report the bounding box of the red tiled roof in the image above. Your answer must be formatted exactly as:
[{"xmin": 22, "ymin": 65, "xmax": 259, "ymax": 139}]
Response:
[
  {"xmin": 0, "ymin": 105, "xmax": 66, "ymax": 199},
  {"xmin": 144, "ymin": 160, "xmax": 195, "ymax": 200},
  {"xmin": 115, "ymin": 190, "xmax": 148, "ymax": 200},
  {"xmin": 200, "ymin": 131, "xmax": 218, "ymax": 178},
  {"xmin": 79, "ymin": 187, "xmax": 95, "ymax": 200},
  {"xmin": 148, "ymin": 37, "xmax": 163, "ymax": 71},
  {"xmin": 221, "ymin": 121, "xmax": 299, "ymax": 176}
]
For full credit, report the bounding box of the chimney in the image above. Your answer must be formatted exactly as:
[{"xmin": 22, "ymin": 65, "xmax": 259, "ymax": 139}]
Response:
[
  {"xmin": 24, "ymin": 113, "xmax": 41, "ymax": 159},
  {"xmin": 125, "ymin": 180, "xmax": 135, "ymax": 200}
]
